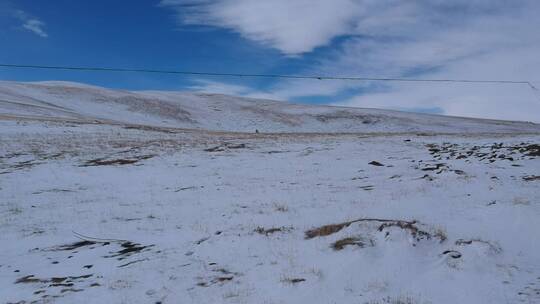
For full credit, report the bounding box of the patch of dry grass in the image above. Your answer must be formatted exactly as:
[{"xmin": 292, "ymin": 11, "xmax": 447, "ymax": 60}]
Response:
[
  {"xmin": 305, "ymin": 222, "xmax": 353, "ymax": 239},
  {"xmin": 273, "ymin": 203, "xmax": 289, "ymax": 212},
  {"xmin": 331, "ymin": 236, "xmax": 371, "ymax": 250},
  {"xmin": 281, "ymin": 277, "xmax": 306, "ymax": 284},
  {"xmin": 365, "ymin": 295, "xmax": 422, "ymax": 304},
  {"xmin": 254, "ymin": 226, "xmax": 292, "ymax": 236},
  {"xmin": 305, "ymin": 218, "xmax": 446, "ymax": 243}
]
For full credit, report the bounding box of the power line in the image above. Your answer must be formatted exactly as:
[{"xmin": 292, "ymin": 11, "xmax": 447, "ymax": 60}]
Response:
[{"xmin": 0, "ymin": 63, "xmax": 537, "ymax": 90}]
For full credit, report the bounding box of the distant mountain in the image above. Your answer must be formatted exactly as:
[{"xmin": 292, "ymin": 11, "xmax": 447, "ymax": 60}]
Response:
[{"xmin": 1, "ymin": 81, "xmax": 538, "ymax": 133}]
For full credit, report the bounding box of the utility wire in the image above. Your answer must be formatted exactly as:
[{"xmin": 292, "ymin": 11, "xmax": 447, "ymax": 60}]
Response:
[{"xmin": 0, "ymin": 63, "xmax": 537, "ymax": 91}]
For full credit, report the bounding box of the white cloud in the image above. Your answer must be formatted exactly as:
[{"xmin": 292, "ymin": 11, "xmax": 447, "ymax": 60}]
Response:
[
  {"xmin": 160, "ymin": 1, "xmax": 516, "ymax": 56},
  {"xmin": 162, "ymin": 0, "xmax": 540, "ymax": 122},
  {"xmin": 22, "ymin": 19, "xmax": 48, "ymax": 38},
  {"xmin": 161, "ymin": 0, "xmax": 364, "ymax": 55},
  {"xmin": 324, "ymin": 2, "xmax": 540, "ymax": 122}
]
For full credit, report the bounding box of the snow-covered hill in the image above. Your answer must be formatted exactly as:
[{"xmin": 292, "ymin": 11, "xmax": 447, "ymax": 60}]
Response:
[
  {"xmin": 1, "ymin": 80, "xmax": 539, "ymax": 304},
  {"xmin": 1, "ymin": 81, "xmax": 539, "ymax": 133}
]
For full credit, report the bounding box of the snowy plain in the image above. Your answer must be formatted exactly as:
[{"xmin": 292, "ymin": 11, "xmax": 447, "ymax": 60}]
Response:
[{"xmin": 0, "ymin": 82, "xmax": 539, "ymax": 304}]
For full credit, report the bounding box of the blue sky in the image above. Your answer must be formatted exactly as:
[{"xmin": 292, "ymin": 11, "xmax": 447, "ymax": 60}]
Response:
[
  {"xmin": 1, "ymin": 0, "xmax": 539, "ymax": 122},
  {"xmin": 0, "ymin": 0, "xmax": 297, "ymax": 91}
]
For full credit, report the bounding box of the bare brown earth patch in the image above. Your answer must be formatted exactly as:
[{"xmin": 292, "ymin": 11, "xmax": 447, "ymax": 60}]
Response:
[
  {"xmin": 281, "ymin": 278, "xmax": 306, "ymax": 284},
  {"xmin": 204, "ymin": 142, "xmax": 248, "ymax": 152},
  {"xmin": 80, "ymin": 155, "xmax": 154, "ymax": 166},
  {"xmin": 523, "ymin": 175, "xmax": 540, "ymax": 181}
]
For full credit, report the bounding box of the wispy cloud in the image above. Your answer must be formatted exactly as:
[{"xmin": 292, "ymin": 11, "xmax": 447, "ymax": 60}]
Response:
[
  {"xmin": 21, "ymin": 19, "xmax": 48, "ymax": 38},
  {"xmin": 188, "ymin": 79, "xmax": 254, "ymax": 96},
  {"xmin": 12, "ymin": 9, "xmax": 48, "ymax": 38}
]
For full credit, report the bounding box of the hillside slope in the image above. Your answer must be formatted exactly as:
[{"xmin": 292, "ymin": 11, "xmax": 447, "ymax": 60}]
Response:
[
  {"xmin": 1, "ymin": 81, "xmax": 540, "ymax": 303},
  {"xmin": 1, "ymin": 81, "xmax": 539, "ymax": 133}
]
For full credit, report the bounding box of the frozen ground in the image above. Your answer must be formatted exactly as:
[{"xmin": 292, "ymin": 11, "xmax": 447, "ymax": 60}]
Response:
[
  {"xmin": 1, "ymin": 81, "xmax": 540, "ymax": 303},
  {"xmin": 1, "ymin": 117, "xmax": 539, "ymax": 304}
]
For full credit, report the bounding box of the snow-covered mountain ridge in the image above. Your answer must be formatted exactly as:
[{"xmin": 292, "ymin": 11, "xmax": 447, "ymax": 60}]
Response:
[{"xmin": 1, "ymin": 81, "xmax": 539, "ymax": 133}]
